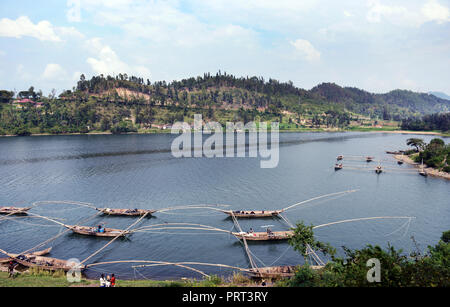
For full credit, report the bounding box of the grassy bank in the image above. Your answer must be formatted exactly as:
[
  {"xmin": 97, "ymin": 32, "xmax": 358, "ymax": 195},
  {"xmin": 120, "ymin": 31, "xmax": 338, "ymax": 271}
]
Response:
[{"xmin": 0, "ymin": 270, "xmax": 258, "ymax": 287}]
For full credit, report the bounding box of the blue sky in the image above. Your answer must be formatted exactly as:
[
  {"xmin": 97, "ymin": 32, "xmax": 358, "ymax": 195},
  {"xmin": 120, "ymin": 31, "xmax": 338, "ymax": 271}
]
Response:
[{"xmin": 0, "ymin": 0, "xmax": 449, "ymax": 95}]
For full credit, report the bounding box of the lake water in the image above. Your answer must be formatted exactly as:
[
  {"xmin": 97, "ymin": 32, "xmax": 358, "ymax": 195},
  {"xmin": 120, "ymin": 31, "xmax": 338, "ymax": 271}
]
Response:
[{"xmin": 0, "ymin": 132, "xmax": 449, "ymax": 280}]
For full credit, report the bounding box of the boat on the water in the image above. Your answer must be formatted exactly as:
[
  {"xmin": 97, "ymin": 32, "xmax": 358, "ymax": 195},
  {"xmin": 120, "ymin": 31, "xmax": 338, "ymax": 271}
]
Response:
[
  {"xmin": 375, "ymin": 165, "xmax": 383, "ymax": 174},
  {"xmin": 0, "ymin": 248, "xmax": 52, "ymax": 264},
  {"xmin": 248, "ymin": 265, "xmax": 324, "ymax": 278},
  {"xmin": 419, "ymin": 159, "xmax": 428, "ymax": 177},
  {"xmin": 248, "ymin": 266, "xmax": 297, "ymax": 278},
  {"xmin": 335, "ymin": 163, "xmax": 343, "ymax": 170},
  {"xmin": 366, "ymin": 156, "xmax": 374, "ymax": 162},
  {"xmin": 232, "ymin": 230, "xmax": 294, "ymax": 241},
  {"xmin": 65, "ymin": 225, "xmax": 131, "ymax": 237},
  {"xmin": 0, "ymin": 206, "xmax": 31, "ymax": 215},
  {"xmin": 11, "ymin": 254, "xmax": 84, "ymax": 272},
  {"xmin": 96, "ymin": 208, "xmax": 156, "ymax": 217},
  {"xmin": 336, "ymin": 155, "xmax": 344, "ymax": 161},
  {"xmin": 222, "ymin": 210, "xmax": 282, "ymax": 218}
]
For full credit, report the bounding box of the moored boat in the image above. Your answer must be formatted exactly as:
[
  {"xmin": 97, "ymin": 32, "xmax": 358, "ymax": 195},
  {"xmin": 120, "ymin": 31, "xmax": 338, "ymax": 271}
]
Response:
[
  {"xmin": 334, "ymin": 163, "xmax": 343, "ymax": 170},
  {"xmin": 0, "ymin": 206, "xmax": 31, "ymax": 215},
  {"xmin": 419, "ymin": 159, "xmax": 428, "ymax": 177},
  {"xmin": 366, "ymin": 156, "xmax": 374, "ymax": 162},
  {"xmin": 65, "ymin": 225, "xmax": 131, "ymax": 237},
  {"xmin": 248, "ymin": 265, "xmax": 323, "ymax": 278},
  {"xmin": 337, "ymin": 155, "xmax": 344, "ymax": 161},
  {"xmin": 96, "ymin": 208, "xmax": 156, "ymax": 217},
  {"xmin": 11, "ymin": 254, "xmax": 85, "ymax": 272},
  {"xmin": 222, "ymin": 210, "xmax": 282, "ymax": 218},
  {"xmin": 232, "ymin": 230, "xmax": 294, "ymax": 241},
  {"xmin": 0, "ymin": 248, "xmax": 52, "ymax": 264}
]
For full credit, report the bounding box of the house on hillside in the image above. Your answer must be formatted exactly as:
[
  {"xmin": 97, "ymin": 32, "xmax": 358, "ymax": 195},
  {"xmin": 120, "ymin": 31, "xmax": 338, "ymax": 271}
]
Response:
[{"xmin": 14, "ymin": 98, "xmax": 35, "ymax": 109}]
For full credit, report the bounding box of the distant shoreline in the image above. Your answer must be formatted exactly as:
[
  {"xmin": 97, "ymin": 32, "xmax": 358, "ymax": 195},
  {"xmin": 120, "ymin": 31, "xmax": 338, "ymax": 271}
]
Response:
[{"xmin": 0, "ymin": 129, "xmax": 448, "ymax": 138}]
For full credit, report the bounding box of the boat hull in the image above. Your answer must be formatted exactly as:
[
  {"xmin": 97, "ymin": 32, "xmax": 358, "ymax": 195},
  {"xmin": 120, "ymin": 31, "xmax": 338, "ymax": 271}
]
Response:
[
  {"xmin": 233, "ymin": 231, "xmax": 294, "ymax": 241},
  {"xmin": 12, "ymin": 255, "xmax": 85, "ymax": 272},
  {"xmin": 97, "ymin": 208, "xmax": 156, "ymax": 217},
  {"xmin": 224, "ymin": 210, "xmax": 282, "ymax": 218},
  {"xmin": 68, "ymin": 226, "xmax": 131, "ymax": 237},
  {"xmin": 0, "ymin": 207, "xmax": 31, "ymax": 215}
]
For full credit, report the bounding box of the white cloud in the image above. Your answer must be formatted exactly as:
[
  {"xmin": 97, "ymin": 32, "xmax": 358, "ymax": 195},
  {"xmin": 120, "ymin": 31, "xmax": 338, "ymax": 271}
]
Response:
[
  {"xmin": 366, "ymin": 1, "xmax": 411, "ymax": 24},
  {"xmin": 0, "ymin": 16, "xmax": 84, "ymax": 42},
  {"xmin": 56, "ymin": 27, "xmax": 84, "ymax": 40},
  {"xmin": 42, "ymin": 64, "xmax": 67, "ymax": 80},
  {"xmin": 422, "ymin": 0, "xmax": 450, "ymax": 24},
  {"xmin": 85, "ymin": 38, "xmax": 150, "ymax": 77},
  {"xmin": 366, "ymin": 0, "xmax": 449, "ymax": 26},
  {"xmin": 290, "ymin": 39, "xmax": 321, "ymax": 61},
  {"xmin": 0, "ymin": 16, "xmax": 61, "ymax": 42}
]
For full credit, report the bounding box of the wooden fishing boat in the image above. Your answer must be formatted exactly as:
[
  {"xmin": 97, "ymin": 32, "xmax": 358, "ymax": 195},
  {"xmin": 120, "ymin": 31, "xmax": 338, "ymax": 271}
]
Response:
[
  {"xmin": 375, "ymin": 166, "xmax": 383, "ymax": 174},
  {"xmin": 248, "ymin": 266, "xmax": 297, "ymax": 278},
  {"xmin": 65, "ymin": 225, "xmax": 131, "ymax": 237},
  {"xmin": 10, "ymin": 254, "xmax": 85, "ymax": 272},
  {"xmin": 222, "ymin": 210, "xmax": 282, "ymax": 218},
  {"xmin": 419, "ymin": 159, "xmax": 428, "ymax": 177},
  {"xmin": 0, "ymin": 248, "xmax": 52, "ymax": 264},
  {"xmin": 336, "ymin": 155, "xmax": 344, "ymax": 161},
  {"xmin": 248, "ymin": 265, "xmax": 324, "ymax": 278},
  {"xmin": 96, "ymin": 208, "xmax": 156, "ymax": 217},
  {"xmin": 397, "ymin": 160, "xmax": 404, "ymax": 165},
  {"xmin": 232, "ymin": 230, "xmax": 294, "ymax": 241},
  {"xmin": 366, "ymin": 156, "xmax": 374, "ymax": 162},
  {"xmin": 334, "ymin": 163, "xmax": 343, "ymax": 170},
  {"xmin": 419, "ymin": 170, "xmax": 428, "ymax": 177},
  {"xmin": 0, "ymin": 206, "xmax": 31, "ymax": 215}
]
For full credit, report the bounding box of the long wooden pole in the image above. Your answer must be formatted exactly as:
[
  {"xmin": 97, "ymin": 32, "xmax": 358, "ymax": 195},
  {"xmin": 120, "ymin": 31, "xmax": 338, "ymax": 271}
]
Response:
[
  {"xmin": 313, "ymin": 216, "xmax": 415, "ymax": 229},
  {"xmin": 281, "ymin": 189, "xmax": 358, "ymax": 212}
]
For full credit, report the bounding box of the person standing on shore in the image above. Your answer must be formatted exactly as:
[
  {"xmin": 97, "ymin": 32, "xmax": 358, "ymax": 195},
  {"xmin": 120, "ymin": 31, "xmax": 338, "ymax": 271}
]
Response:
[
  {"xmin": 8, "ymin": 261, "xmax": 17, "ymax": 278},
  {"xmin": 110, "ymin": 274, "xmax": 116, "ymax": 287},
  {"xmin": 100, "ymin": 274, "xmax": 106, "ymax": 287}
]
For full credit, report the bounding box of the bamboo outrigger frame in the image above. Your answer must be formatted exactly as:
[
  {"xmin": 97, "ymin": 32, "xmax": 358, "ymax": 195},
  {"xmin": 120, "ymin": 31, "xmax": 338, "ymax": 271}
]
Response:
[{"xmin": 0, "ymin": 197, "xmax": 416, "ymax": 280}]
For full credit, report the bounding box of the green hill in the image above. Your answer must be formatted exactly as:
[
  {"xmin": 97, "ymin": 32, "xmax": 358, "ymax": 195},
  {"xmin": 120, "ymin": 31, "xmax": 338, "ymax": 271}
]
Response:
[{"xmin": 1, "ymin": 72, "xmax": 449, "ymax": 135}]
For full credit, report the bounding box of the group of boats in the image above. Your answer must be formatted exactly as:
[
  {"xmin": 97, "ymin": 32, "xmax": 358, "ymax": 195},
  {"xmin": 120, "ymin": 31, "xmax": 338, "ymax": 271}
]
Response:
[
  {"xmin": 334, "ymin": 154, "xmax": 428, "ymax": 176},
  {"xmin": 0, "ymin": 202, "xmax": 301, "ymax": 278}
]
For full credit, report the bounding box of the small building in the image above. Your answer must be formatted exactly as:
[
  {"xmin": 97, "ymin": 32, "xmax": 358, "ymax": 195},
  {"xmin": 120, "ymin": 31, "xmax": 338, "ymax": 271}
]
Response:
[{"xmin": 14, "ymin": 98, "xmax": 40, "ymax": 109}]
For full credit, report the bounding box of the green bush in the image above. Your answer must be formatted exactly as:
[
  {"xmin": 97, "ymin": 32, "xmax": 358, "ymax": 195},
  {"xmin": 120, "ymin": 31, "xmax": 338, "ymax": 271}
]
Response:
[
  {"xmin": 13, "ymin": 127, "xmax": 31, "ymax": 136},
  {"xmin": 111, "ymin": 121, "xmax": 138, "ymax": 134}
]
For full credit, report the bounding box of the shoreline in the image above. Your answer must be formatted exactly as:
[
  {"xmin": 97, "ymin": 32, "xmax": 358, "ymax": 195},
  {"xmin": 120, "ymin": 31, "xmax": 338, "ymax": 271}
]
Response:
[
  {"xmin": 1, "ymin": 129, "xmax": 448, "ymax": 138},
  {"xmin": 393, "ymin": 154, "xmax": 450, "ymax": 180}
]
